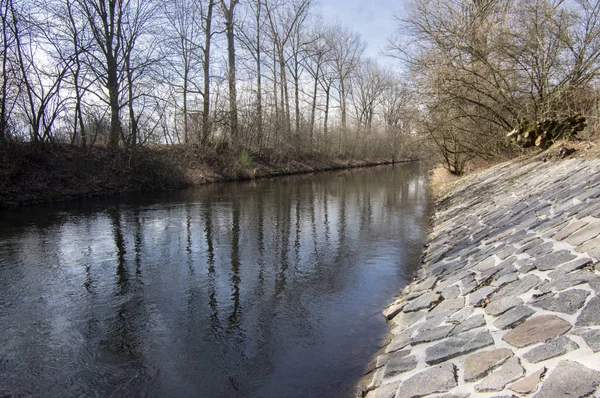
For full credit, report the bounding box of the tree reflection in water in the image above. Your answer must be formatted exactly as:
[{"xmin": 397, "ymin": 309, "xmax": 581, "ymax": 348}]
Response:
[{"xmin": 0, "ymin": 163, "xmax": 432, "ymax": 397}]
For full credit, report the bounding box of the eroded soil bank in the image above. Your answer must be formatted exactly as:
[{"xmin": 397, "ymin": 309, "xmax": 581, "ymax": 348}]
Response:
[
  {"xmin": 0, "ymin": 144, "xmax": 399, "ymax": 208},
  {"xmin": 360, "ymin": 157, "xmax": 600, "ymax": 397}
]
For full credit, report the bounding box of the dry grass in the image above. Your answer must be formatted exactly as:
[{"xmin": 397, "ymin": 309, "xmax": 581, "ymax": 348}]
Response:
[{"xmin": 429, "ymin": 166, "xmax": 462, "ymax": 198}]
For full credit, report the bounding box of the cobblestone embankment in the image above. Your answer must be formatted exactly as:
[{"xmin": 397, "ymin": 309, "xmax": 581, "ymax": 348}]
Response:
[{"xmin": 360, "ymin": 158, "xmax": 600, "ymax": 397}]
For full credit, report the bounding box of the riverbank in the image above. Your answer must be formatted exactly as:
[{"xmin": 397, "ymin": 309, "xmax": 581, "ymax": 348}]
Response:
[
  {"xmin": 359, "ymin": 155, "xmax": 600, "ymax": 397},
  {"xmin": 0, "ymin": 143, "xmax": 402, "ymax": 208}
]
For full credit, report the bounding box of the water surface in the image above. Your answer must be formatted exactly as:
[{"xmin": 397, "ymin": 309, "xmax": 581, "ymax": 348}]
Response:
[{"xmin": 0, "ymin": 163, "xmax": 432, "ymax": 397}]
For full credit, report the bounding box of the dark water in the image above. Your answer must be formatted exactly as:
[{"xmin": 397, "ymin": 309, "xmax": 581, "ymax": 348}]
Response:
[{"xmin": 0, "ymin": 163, "xmax": 432, "ymax": 398}]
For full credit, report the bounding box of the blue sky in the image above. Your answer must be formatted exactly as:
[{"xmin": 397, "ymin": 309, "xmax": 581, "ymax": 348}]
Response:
[{"xmin": 317, "ymin": 0, "xmax": 404, "ymax": 61}]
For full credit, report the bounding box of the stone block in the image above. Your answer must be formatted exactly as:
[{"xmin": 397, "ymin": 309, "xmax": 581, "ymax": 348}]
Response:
[
  {"xmin": 493, "ymin": 305, "xmax": 534, "ymax": 330},
  {"xmin": 426, "ymin": 330, "xmax": 494, "ymax": 365},
  {"xmin": 533, "ymin": 360, "xmax": 600, "ymax": 398},
  {"xmin": 502, "ymin": 315, "xmax": 572, "ymax": 348},
  {"xmin": 463, "ymin": 348, "xmax": 513, "ymax": 382},
  {"xmin": 530, "ymin": 289, "xmax": 589, "ymax": 315},
  {"xmin": 522, "ymin": 336, "xmax": 579, "ymax": 363},
  {"xmin": 474, "ymin": 357, "xmax": 524, "ymax": 392},
  {"xmin": 396, "ymin": 362, "xmax": 458, "ymax": 398}
]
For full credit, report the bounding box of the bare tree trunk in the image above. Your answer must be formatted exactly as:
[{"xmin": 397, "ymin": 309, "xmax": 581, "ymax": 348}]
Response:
[
  {"xmin": 107, "ymin": 53, "xmax": 120, "ymax": 149},
  {"xmin": 202, "ymin": 0, "xmax": 214, "ymax": 145},
  {"xmin": 340, "ymin": 79, "xmax": 347, "ymax": 132},
  {"xmin": 293, "ymin": 49, "xmax": 300, "ymax": 135},
  {"xmin": 183, "ymin": 58, "xmax": 188, "ymax": 144},
  {"xmin": 0, "ymin": 0, "xmax": 9, "ymax": 144},
  {"xmin": 324, "ymin": 82, "xmax": 330, "ymax": 139},
  {"xmin": 273, "ymin": 44, "xmax": 278, "ymax": 127},
  {"xmin": 220, "ymin": 0, "xmax": 239, "ymax": 148},
  {"xmin": 278, "ymin": 53, "xmax": 290, "ymax": 135},
  {"xmin": 310, "ymin": 64, "xmax": 320, "ymax": 142},
  {"xmin": 66, "ymin": 0, "xmax": 86, "ymax": 148},
  {"xmin": 255, "ymin": 0, "xmax": 263, "ymax": 146}
]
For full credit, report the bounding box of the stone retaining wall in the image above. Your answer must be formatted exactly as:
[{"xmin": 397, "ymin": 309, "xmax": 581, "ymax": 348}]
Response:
[{"xmin": 360, "ymin": 158, "xmax": 600, "ymax": 397}]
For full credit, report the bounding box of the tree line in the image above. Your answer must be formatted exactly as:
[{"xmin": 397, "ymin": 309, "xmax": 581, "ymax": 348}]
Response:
[
  {"xmin": 0, "ymin": 0, "xmax": 418, "ymax": 161},
  {"xmin": 392, "ymin": 0, "xmax": 600, "ymax": 174}
]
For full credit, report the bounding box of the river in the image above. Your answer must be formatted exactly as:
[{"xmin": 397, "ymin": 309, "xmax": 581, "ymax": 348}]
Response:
[{"xmin": 0, "ymin": 163, "xmax": 432, "ymax": 397}]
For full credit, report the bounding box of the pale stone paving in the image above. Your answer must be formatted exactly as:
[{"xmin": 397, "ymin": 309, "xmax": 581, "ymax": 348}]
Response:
[{"xmin": 359, "ymin": 158, "xmax": 600, "ymax": 398}]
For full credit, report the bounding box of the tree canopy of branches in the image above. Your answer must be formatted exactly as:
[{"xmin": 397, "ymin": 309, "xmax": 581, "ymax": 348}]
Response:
[
  {"xmin": 0, "ymin": 0, "xmax": 420, "ymax": 164},
  {"xmin": 391, "ymin": 0, "xmax": 600, "ymax": 174}
]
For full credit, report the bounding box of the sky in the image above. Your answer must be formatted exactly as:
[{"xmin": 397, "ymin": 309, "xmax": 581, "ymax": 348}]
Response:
[{"xmin": 317, "ymin": 0, "xmax": 405, "ymax": 63}]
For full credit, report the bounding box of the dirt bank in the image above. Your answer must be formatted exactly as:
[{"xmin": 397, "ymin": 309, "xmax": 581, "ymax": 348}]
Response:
[{"xmin": 0, "ymin": 143, "xmax": 403, "ymax": 208}]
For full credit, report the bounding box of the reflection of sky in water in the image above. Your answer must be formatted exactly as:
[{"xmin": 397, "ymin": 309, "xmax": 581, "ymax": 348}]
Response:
[{"xmin": 0, "ymin": 164, "xmax": 432, "ymax": 398}]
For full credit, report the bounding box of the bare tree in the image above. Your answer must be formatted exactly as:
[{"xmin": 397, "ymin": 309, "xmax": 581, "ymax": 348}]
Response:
[
  {"xmin": 352, "ymin": 59, "xmax": 389, "ymax": 135},
  {"xmin": 10, "ymin": 0, "xmax": 69, "ymax": 143},
  {"xmin": 79, "ymin": 0, "xmax": 125, "ymax": 150},
  {"xmin": 264, "ymin": 0, "xmax": 311, "ymax": 137},
  {"xmin": 161, "ymin": 0, "xmax": 204, "ymax": 144},
  {"xmin": 202, "ymin": 0, "xmax": 215, "ymax": 145},
  {"xmin": 303, "ymin": 24, "xmax": 331, "ymax": 141},
  {"xmin": 329, "ymin": 25, "xmax": 364, "ymax": 134},
  {"xmin": 0, "ymin": 0, "xmax": 17, "ymax": 143},
  {"xmin": 219, "ymin": 0, "xmax": 239, "ymax": 147}
]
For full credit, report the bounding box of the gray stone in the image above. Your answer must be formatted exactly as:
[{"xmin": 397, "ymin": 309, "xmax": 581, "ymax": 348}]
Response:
[
  {"xmin": 396, "ymin": 362, "xmax": 458, "ymax": 398},
  {"xmin": 575, "ymin": 236, "xmax": 600, "ymax": 258},
  {"xmin": 493, "ymin": 305, "xmax": 535, "ymax": 330},
  {"xmin": 515, "ymin": 258, "xmax": 536, "ymax": 273},
  {"xmin": 460, "ymin": 273, "xmax": 478, "ymax": 294},
  {"xmin": 367, "ymin": 381, "xmax": 400, "ymax": 398},
  {"xmin": 516, "ymin": 237, "xmax": 544, "ymax": 253},
  {"xmin": 533, "ymin": 360, "xmax": 600, "ymax": 398},
  {"xmin": 464, "ymin": 348, "xmax": 513, "ymax": 382},
  {"xmin": 502, "ymin": 315, "xmax": 572, "ymax": 348},
  {"xmin": 411, "ymin": 325, "xmax": 455, "ymax": 345},
  {"xmin": 384, "ymin": 302, "xmax": 407, "ymax": 320},
  {"xmin": 469, "ymin": 286, "xmax": 496, "ymax": 306},
  {"xmin": 517, "ymin": 241, "xmax": 554, "ymax": 258},
  {"xmin": 386, "ymin": 327, "xmax": 416, "ymax": 353},
  {"xmin": 509, "ymin": 367, "xmax": 546, "ymax": 394},
  {"xmin": 448, "ymin": 307, "xmax": 475, "ymax": 323},
  {"xmin": 418, "ymin": 312, "xmax": 453, "ymax": 332},
  {"xmin": 572, "ymin": 329, "xmax": 600, "ymax": 352},
  {"xmin": 475, "ymin": 357, "xmax": 525, "ymax": 392},
  {"xmin": 493, "ymin": 274, "xmax": 541, "ymax": 299},
  {"xmin": 549, "ymin": 257, "xmax": 595, "ymax": 276},
  {"xmin": 539, "ymin": 271, "xmax": 598, "ymax": 292},
  {"xmin": 591, "ymin": 277, "xmax": 600, "ymax": 292},
  {"xmin": 413, "ymin": 276, "xmax": 438, "ymax": 292},
  {"xmin": 376, "ymin": 349, "xmax": 410, "ymax": 369},
  {"xmin": 391, "ymin": 310, "xmax": 426, "ymax": 331},
  {"xmin": 522, "ymin": 336, "xmax": 579, "ymax": 363},
  {"xmin": 449, "ymin": 314, "xmax": 486, "ymax": 336},
  {"xmin": 473, "ymin": 257, "xmax": 497, "ymax": 272},
  {"xmin": 533, "ymin": 250, "xmax": 577, "ymax": 271},
  {"xmin": 552, "ymin": 221, "xmax": 589, "ymax": 240},
  {"xmin": 481, "ymin": 259, "xmax": 517, "ymax": 281},
  {"xmin": 576, "ymin": 296, "xmax": 600, "ymax": 327},
  {"xmin": 441, "ymin": 284, "xmax": 461, "ymax": 300},
  {"xmin": 426, "ymin": 330, "xmax": 495, "ymax": 365},
  {"xmin": 518, "ymin": 233, "xmax": 541, "ymax": 246},
  {"xmin": 497, "ymin": 246, "xmax": 516, "ymax": 260},
  {"xmin": 565, "ymin": 221, "xmax": 600, "ymax": 246},
  {"xmin": 485, "ymin": 296, "xmax": 524, "ymax": 316},
  {"xmin": 430, "ymin": 297, "xmax": 465, "ymax": 315},
  {"xmin": 491, "ymin": 272, "xmax": 519, "ymax": 287},
  {"xmin": 383, "ymin": 355, "xmax": 418, "ymax": 378},
  {"xmin": 403, "ymin": 292, "xmax": 441, "ymax": 313},
  {"xmin": 538, "ymin": 216, "xmax": 569, "ymax": 233},
  {"xmin": 404, "ymin": 290, "xmax": 427, "ymax": 301},
  {"xmin": 530, "ymin": 289, "xmax": 590, "ymax": 315}
]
